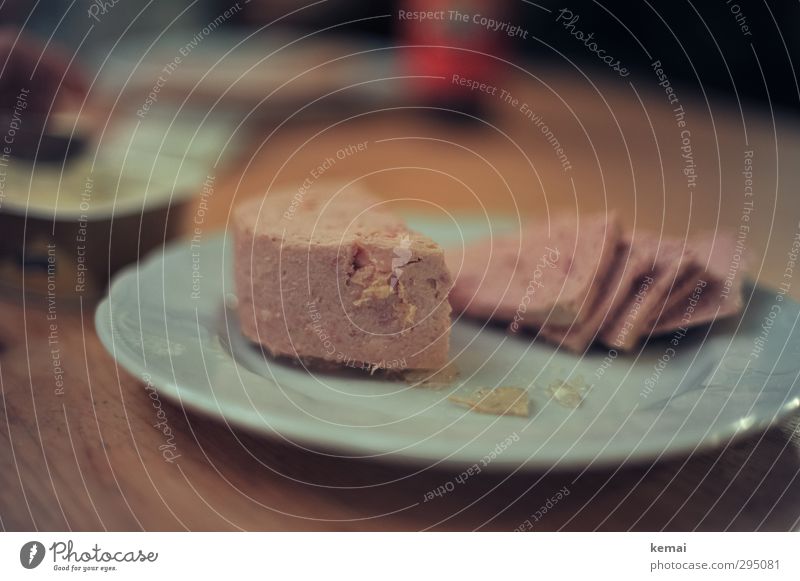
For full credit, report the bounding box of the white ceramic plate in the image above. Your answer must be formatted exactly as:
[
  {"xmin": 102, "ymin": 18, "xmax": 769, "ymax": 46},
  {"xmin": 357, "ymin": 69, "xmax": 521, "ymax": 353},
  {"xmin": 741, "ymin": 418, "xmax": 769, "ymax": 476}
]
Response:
[{"xmin": 95, "ymin": 217, "xmax": 800, "ymax": 469}]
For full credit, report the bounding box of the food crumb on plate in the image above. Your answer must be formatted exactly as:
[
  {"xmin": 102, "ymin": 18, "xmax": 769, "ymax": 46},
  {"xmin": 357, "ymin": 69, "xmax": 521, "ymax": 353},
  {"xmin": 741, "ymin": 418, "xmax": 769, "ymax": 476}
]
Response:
[
  {"xmin": 448, "ymin": 386, "xmax": 530, "ymax": 417},
  {"xmin": 545, "ymin": 378, "xmax": 585, "ymax": 409}
]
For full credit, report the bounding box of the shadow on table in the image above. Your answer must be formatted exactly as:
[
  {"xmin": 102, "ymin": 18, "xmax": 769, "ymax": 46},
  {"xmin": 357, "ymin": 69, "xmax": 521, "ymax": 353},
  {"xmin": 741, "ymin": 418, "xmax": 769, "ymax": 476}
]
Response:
[{"xmin": 178, "ymin": 401, "xmax": 800, "ymax": 531}]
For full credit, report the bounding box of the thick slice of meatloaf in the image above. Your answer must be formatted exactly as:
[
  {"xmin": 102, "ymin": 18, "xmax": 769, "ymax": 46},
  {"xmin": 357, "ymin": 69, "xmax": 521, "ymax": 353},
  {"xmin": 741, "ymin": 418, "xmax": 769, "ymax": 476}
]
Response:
[{"xmin": 233, "ymin": 187, "xmax": 453, "ymax": 371}]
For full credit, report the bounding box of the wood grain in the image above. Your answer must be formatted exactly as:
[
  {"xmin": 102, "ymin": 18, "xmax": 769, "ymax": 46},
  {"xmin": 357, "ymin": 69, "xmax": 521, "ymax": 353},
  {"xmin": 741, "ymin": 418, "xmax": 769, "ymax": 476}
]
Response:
[{"xmin": 2, "ymin": 70, "xmax": 799, "ymax": 531}]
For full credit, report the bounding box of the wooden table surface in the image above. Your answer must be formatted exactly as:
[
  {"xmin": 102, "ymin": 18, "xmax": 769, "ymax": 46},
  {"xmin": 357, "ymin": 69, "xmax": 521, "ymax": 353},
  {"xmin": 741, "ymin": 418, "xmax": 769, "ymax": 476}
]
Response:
[{"xmin": 2, "ymin": 70, "xmax": 800, "ymax": 531}]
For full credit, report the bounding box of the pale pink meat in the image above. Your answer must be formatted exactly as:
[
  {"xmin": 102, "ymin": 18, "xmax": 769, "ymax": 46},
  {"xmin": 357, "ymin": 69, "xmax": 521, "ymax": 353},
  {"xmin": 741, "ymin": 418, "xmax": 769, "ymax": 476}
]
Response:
[
  {"xmin": 447, "ymin": 212, "xmax": 622, "ymax": 330},
  {"xmin": 651, "ymin": 232, "xmax": 745, "ymax": 335},
  {"xmin": 539, "ymin": 236, "xmax": 646, "ymax": 352},
  {"xmin": 599, "ymin": 233, "xmax": 696, "ymax": 351},
  {"xmin": 448, "ymin": 217, "xmax": 744, "ymax": 352},
  {"xmin": 233, "ymin": 187, "xmax": 453, "ymax": 371}
]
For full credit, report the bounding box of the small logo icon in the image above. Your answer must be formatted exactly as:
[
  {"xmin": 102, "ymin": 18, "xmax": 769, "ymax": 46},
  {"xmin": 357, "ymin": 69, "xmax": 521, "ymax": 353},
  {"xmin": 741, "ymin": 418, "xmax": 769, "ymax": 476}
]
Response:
[{"xmin": 20, "ymin": 541, "xmax": 45, "ymax": 569}]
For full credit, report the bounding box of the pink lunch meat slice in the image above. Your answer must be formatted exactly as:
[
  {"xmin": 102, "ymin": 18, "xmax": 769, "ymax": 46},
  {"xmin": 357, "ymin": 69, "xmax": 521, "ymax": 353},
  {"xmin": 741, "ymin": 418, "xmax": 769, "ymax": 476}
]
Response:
[
  {"xmin": 651, "ymin": 231, "xmax": 745, "ymax": 335},
  {"xmin": 599, "ymin": 233, "xmax": 696, "ymax": 351},
  {"xmin": 447, "ymin": 212, "xmax": 622, "ymax": 330},
  {"xmin": 539, "ymin": 234, "xmax": 651, "ymax": 352}
]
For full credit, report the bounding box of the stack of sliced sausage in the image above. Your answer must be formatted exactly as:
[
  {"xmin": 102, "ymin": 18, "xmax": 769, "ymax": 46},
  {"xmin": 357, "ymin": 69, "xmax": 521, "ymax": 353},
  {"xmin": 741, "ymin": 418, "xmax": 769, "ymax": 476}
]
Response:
[{"xmin": 447, "ymin": 213, "xmax": 746, "ymax": 352}]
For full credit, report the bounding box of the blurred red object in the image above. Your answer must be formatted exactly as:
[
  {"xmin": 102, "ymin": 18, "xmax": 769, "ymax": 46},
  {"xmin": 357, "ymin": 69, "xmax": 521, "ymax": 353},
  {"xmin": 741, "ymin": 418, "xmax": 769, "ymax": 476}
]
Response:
[{"xmin": 399, "ymin": 0, "xmax": 509, "ymax": 111}]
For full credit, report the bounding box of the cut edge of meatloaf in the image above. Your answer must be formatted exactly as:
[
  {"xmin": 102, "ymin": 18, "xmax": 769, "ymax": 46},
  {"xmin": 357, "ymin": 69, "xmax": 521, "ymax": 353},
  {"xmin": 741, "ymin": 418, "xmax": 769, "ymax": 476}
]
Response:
[{"xmin": 233, "ymin": 188, "xmax": 454, "ymax": 371}]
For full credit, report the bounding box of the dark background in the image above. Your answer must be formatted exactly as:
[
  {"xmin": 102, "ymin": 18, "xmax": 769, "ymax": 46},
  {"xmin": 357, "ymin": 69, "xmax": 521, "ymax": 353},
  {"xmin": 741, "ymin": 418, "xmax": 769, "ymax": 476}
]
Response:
[
  {"xmin": 3, "ymin": 0, "xmax": 798, "ymax": 114},
  {"xmin": 227, "ymin": 0, "xmax": 800, "ymax": 114}
]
